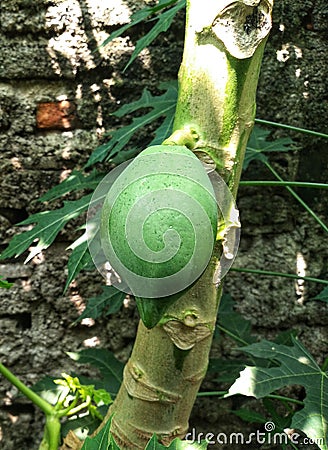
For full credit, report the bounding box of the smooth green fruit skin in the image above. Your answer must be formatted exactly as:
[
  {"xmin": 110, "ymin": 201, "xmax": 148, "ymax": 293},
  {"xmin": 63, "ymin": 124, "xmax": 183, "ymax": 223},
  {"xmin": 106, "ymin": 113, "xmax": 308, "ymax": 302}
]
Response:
[{"xmin": 101, "ymin": 145, "xmax": 218, "ymax": 297}]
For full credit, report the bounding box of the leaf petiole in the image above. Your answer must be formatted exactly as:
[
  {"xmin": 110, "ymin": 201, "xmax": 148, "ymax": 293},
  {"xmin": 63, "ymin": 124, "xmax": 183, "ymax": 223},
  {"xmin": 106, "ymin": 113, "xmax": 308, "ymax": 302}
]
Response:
[
  {"xmin": 255, "ymin": 118, "xmax": 328, "ymax": 139},
  {"xmin": 0, "ymin": 362, "xmax": 54, "ymax": 416},
  {"xmin": 230, "ymin": 267, "xmax": 328, "ymax": 285}
]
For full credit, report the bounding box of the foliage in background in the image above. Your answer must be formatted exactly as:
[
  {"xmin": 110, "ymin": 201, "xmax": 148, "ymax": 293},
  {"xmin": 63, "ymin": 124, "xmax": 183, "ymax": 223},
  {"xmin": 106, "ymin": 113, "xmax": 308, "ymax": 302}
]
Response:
[{"xmin": 0, "ymin": 275, "xmax": 13, "ymax": 289}]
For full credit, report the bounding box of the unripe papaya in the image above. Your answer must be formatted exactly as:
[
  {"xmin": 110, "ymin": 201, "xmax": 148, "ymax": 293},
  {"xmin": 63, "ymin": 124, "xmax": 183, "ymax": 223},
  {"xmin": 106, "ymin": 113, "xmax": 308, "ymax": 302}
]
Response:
[{"xmin": 100, "ymin": 145, "xmax": 217, "ymax": 300}]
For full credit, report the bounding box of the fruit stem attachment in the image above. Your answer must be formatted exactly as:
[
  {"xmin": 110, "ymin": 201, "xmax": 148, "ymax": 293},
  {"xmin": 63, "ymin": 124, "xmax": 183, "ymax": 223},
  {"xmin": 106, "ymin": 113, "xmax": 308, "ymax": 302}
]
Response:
[{"xmin": 162, "ymin": 126, "xmax": 199, "ymax": 149}]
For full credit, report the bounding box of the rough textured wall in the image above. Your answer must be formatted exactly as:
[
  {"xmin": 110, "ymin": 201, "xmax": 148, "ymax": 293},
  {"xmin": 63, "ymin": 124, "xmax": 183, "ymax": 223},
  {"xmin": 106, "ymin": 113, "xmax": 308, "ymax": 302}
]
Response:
[{"xmin": 0, "ymin": 1, "xmax": 327, "ymax": 449}]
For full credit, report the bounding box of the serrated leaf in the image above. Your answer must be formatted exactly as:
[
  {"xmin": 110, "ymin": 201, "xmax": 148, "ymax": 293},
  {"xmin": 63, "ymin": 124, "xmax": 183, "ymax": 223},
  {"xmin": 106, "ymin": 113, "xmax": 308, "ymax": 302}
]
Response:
[
  {"xmin": 100, "ymin": 0, "xmax": 184, "ymax": 56},
  {"xmin": 226, "ymin": 337, "xmax": 328, "ymax": 449},
  {"xmin": 75, "ymin": 286, "xmax": 125, "ymax": 324},
  {"xmin": 125, "ymin": 1, "xmax": 185, "ymax": 71},
  {"xmin": 145, "ymin": 435, "xmax": 207, "ymax": 449},
  {"xmin": 68, "ymin": 349, "xmax": 124, "ymax": 397},
  {"xmin": 311, "ymin": 286, "xmax": 328, "ymax": 303},
  {"xmin": 39, "ymin": 170, "xmax": 103, "ymax": 202},
  {"xmin": 0, "ymin": 194, "xmax": 93, "ymax": 262},
  {"xmin": 217, "ymin": 293, "xmax": 256, "ymax": 345},
  {"xmin": 85, "ymin": 82, "xmax": 178, "ymax": 168},
  {"xmin": 208, "ymin": 358, "xmax": 248, "ymax": 384},
  {"xmin": 0, "ymin": 275, "xmax": 13, "ymax": 289},
  {"xmin": 244, "ymin": 126, "xmax": 295, "ymax": 170},
  {"xmin": 65, "ymin": 231, "xmax": 94, "ymax": 291},
  {"xmin": 81, "ymin": 416, "xmax": 112, "ymax": 450}
]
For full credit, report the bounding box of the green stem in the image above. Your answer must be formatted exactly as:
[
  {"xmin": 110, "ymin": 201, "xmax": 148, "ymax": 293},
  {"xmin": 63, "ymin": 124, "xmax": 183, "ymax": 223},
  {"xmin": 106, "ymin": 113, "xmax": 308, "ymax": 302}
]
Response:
[
  {"xmin": 265, "ymin": 394, "xmax": 304, "ymax": 406},
  {"xmin": 39, "ymin": 415, "xmax": 61, "ymax": 450},
  {"xmin": 65, "ymin": 396, "xmax": 91, "ymax": 417},
  {"xmin": 197, "ymin": 391, "xmax": 304, "ymax": 406},
  {"xmin": 57, "ymin": 393, "xmax": 79, "ymax": 418},
  {"xmin": 197, "ymin": 390, "xmax": 227, "ymax": 397},
  {"xmin": 255, "ymin": 118, "xmax": 328, "ymax": 139},
  {"xmin": 0, "ymin": 363, "xmax": 62, "ymax": 450},
  {"xmin": 216, "ymin": 324, "xmax": 249, "ymax": 346},
  {"xmin": 240, "ymin": 180, "xmax": 328, "ymax": 189},
  {"xmin": 230, "ymin": 267, "xmax": 328, "ymax": 285},
  {"xmin": 0, "ymin": 362, "xmax": 54, "ymax": 416},
  {"xmin": 265, "ymin": 162, "xmax": 328, "ymax": 233}
]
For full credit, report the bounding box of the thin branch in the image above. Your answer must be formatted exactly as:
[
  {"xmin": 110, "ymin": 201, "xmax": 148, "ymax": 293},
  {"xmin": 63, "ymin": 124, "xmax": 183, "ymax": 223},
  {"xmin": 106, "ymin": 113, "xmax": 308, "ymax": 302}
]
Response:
[{"xmin": 255, "ymin": 118, "xmax": 328, "ymax": 139}]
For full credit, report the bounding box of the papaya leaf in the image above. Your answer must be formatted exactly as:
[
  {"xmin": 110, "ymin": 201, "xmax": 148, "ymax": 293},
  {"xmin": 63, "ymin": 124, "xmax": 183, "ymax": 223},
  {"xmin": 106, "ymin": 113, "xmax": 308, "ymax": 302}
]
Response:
[
  {"xmin": 81, "ymin": 415, "xmax": 112, "ymax": 450},
  {"xmin": 74, "ymin": 286, "xmax": 125, "ymax": 324},
  {"xmin": 216, "ymin": 293, "xmax": 257, "ymax": 345},
  {"xmin": 231, "ymin": 408, "xmax": 268, "ymax": 424},
  {"xmin": 101, "ymin": 0, "xmax": 184, "ymax": 68},
  {"xmin": 0, "ymin": 194, "xmax": 93, "ymax": 262},
  {"xmin": 85, "ymin": 82, "xmax": 178, "ymax": 168},
  {"xmin": 124, "ymin": 0, "xmax": 185, "ymax": 71},
  {"xmin": 208, "ymin": 358, "xmax": 249, "ymax": 384},
  {"xmin": 226, "ymin": 337, "xmax": 328, "ymax": 450},
  {"xmin": 68, "ymin": 349, "xmax": 124, "ymax": 397},
  {"xmin": 311, "ymin": 286, "xmax": 328, "ymax": 303},
  {"xmin": 61, "ymin": 406, "xmax": 108, "ymax": 440},
  {"xmin": 0, "ymin": 275, "xmax": 13, "ymax": 289},
  {"xmin": 261, "ymin": 398, "xmax": 294, "ymax": 434},
  {"xmin": 244, "ymin": 126, "xmax": 296, "ymax": 170},
  {"xmin": 39, "ymin": 170, "xmax": 103, "ymax": 202},
  {"xmin": 64, "ymin": 231, "xmax": 94, "ymax": 292}
]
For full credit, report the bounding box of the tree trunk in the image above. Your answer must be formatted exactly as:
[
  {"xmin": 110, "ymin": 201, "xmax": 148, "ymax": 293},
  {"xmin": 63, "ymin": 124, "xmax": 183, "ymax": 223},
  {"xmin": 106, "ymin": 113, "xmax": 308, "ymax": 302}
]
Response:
[{"xmin": 64, "ymin": 0, "xmax": 274, "ymax": 448}]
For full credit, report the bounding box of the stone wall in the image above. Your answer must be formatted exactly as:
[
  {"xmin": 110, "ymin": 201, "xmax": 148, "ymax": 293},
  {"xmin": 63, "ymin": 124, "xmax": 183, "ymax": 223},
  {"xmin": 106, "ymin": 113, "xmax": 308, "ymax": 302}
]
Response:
[{"xmin": 0, "ymin": 1, "xmax": 327, "ymax": 449}]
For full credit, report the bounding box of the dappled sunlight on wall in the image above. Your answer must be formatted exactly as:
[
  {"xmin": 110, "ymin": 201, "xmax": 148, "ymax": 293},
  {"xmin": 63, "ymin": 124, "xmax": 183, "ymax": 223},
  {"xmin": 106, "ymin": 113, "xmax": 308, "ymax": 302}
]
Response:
[
  {"xmin": 45, "ymin": 0, "xmax": 131, "ymax": 75},
  {"xmin": 295, "ymin": 251, "xmax": 307, "ymax": 305}
]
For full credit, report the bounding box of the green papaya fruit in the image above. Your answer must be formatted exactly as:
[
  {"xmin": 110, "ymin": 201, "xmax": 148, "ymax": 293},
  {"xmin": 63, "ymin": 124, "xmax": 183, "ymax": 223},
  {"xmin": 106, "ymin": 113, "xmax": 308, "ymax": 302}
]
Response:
[{"xmin": 101, "ymin": 145, "xmax": 218, "ymax": 326}]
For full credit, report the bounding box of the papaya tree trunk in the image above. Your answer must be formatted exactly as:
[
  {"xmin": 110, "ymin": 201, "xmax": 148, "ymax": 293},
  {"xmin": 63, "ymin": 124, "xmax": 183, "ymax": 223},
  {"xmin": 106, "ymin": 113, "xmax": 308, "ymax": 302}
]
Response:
[{"xmin": 67, "ymin": 1, "xmax": 274, "ymax": 448}]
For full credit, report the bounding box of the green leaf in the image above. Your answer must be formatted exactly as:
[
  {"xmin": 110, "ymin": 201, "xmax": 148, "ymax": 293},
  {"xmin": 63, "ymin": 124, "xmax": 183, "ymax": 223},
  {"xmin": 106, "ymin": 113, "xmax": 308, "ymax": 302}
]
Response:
[
  {"xmin": 39, "ymin": 170, "xmax": 103, "ymax": 202},
  {"xmin": 0, "ymin": 194, "xmax": 92, "ymax": 262},
  {"xmin": 65, "ymin": 231, "xmax": 94, "ymax": 291},
  {"xmin": 65, "ymin": 204, "xmax": 104, "ymax": 291},
  {"xmin": 262, "ymin": 398, "xmax": 293, "ymax": 432},
  {"xmin": 145, "ymin": 435, "xmax": 207, "ymax": 449},
  {"xmin": 0, "ymin": 275, "xmax": 13, "ymax": 289},
  {"xmin": 226, "ymin": 337, "xmax": 328, "ymax": 450},
  {"xmin": 61, "ymin": 407, "xmax": 107, "ymax": 440},
  {"xmin": 311, "ymin": 286, "xmax": 328, "ymax": 303},
  {"xmin": 231, "ymin": 408, "xmax": 268, "ymax": 424},
  {"xmin": 101, "ymin": 1, "xmax": 184, "ymax": 68},
  {"xmin": 74, "ymin": 286, "xmax": 125, "ymax": 324},
  {"xmin": 85, "ymin": 82, "xmax": 178, "ymax": 168},
  {"xmin": 208, "ymin": 358, "xmax": 248, "ymax": 384},
  {"xmin": 68, "ymin": 349, "xmax": 124, "ymax": 396},
  {"xmin": 124, "ymin": 1, "xmax": 185, "ymax": 71},
  {"xmin": 81, "ymin": 415, "xmax": 112, "ymax": 450},
  {"xmin": 244, "ymin": 126, "xmax": 296, "ymax": 170},
  {"xmin": 31, "ymin": 376, "xmax": 67, "ymax": 406},
  {"xmin": 217, "ymin": 293, "xmax": 257, "ymax": 345}
]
